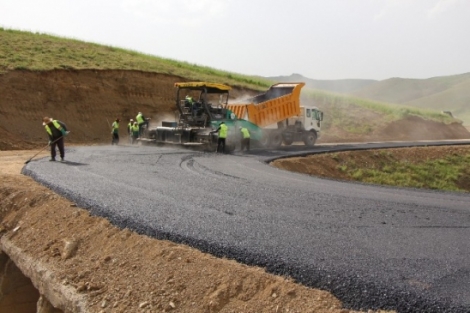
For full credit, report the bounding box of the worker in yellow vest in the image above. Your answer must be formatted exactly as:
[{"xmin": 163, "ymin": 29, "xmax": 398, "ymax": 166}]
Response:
[
  {"xmin": 136, "ymin": 112, "xmax": 149, "ymax": 138},
  {"xmin": 111, "ymin": 118, "xmax": 120, "ymax": 145},
  {"xmin": 127, "ymin": 119, "xmax": 134, "ymax": 143},
  {"xmin": 239, "ymin": 126, "xmax": 250, "ymax": 152},
  {"xmin": 211, "ymin": 121, "xmax": 228, "ymax": 153},
  {"xmin": 42, "ymin": 116, "xmax": 69, "ymax": 162},
  {"xmin": 131, "ymin": 121, "xmax": 140, "ymax": 144}
]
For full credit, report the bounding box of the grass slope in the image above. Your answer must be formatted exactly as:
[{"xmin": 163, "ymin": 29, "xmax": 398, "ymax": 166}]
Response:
[
  {"xmin": 404, "ymin": 79, "xmax": 470, "ymax": 125},
  {"xmin": 352, "ymin": 73, "xmax": 470, "ymax": 125},
  {"xmin": 0, "ymin": 28, "xmax": 272, "ymax": 89},
  {"xmin": 0, "ymin": 28, "xmax": 460, "ymax": 132}
]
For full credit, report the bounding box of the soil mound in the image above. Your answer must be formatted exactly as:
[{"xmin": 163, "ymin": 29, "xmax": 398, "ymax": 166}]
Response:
[{"xmin": 0, "ymin": 69, "xmax": 468, "ymax": 150}]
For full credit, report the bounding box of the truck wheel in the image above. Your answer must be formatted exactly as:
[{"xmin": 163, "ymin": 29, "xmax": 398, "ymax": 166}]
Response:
[
  {"xmin": 269, "ymin": 132, "xmax": 283, "ymax": 148},
  {"xmin": 258, "ymin": 133, "xmax": 270, "ymax": 148},
  {"xmin": 282, "ymin": 133, "xmax": 294, "ymax": 146},
  {"xmin": 302, "ymin": 131, "xmax": 317, "ymax": 147}
]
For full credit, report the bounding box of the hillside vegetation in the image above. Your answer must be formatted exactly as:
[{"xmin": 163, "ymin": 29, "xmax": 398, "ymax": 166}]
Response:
[
  {"xmin": 352, "ymin": 73, "xmax": 470, "ymax": 125},
  {"xmin": 0, "ymin": 28, "xmax": 271, "ymax": 89},
  {"xmin": 270, "ymin": 72, "xmax": 470, "ymax": 126},
  {"xmin": 0, "ymin": 28, "xmax": 463, "ymax": 137}
]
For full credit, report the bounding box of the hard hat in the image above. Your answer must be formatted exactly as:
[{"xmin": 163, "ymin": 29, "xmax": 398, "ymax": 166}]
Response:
[
  {"xmin": 130, "ymin": 119, "xmax": 134, "ymax": 121},
  {"xmin": 138, "ymin": 112, "xmax": 142, "ymax": 114}
]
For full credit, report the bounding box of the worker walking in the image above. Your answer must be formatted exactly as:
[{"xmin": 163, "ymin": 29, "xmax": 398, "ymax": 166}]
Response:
[
  {"xmin": 42, "ymin": 116, "xmax": 69, "ymax": 162},
  {"xmin": 131, "ymin": 121, "xmax": 140, "ymax": 144},
  {"xmin": 211, "ymin": 121, "xmax": 228, "ymax": 153},
  {"xmin": 239, "ymin": 126, "xmax": 251, "ymax": 152},
  {"xmin": 111, "ymin": 118, "xmax": 120, "ymax": 145},
  {"xmin": 136, "ymin": 112, "xmax": 149, "ymax": 138}
]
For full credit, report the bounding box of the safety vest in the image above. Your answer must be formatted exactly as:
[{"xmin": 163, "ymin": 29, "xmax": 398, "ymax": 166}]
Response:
[
  {"xmin": 136, "ymin": 113, "xmax": 144, "ymax": 124},
  {"xmin": 219, "ymin": 123, "xmax": 228, "ymax": 139},
  {"xmin": 185, "ymin": 96, "xmax": 193, "ymax": 103},
  {"xmin": 131, "ymin": 124, "xmax": 139, "ymax": 132},
  {"xmin": 241, "ymin": 127, "xmax": 250, "ymax": 139},
  {"xmin": 112, "ymin": 121, "xmax": 119, "ymax": 132},
  {"xmin": 44, "ymin": 120, "xmax": 63, "ymax": 136}
]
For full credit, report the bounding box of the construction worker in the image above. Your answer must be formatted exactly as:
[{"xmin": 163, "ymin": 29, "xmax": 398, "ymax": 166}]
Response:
[
  {"xmin": 185, "ymin": 95, "xmax": 197, "ymax": 116},
  {"xmin": 136, "ymin": 112, "xmax": 149, "ymax": 138},
  {"xmin": 211, "ymin": 121, "xmax": 228, "ymax": 153},
  {"xmin": 127, "ymin": 119, "xmax": 134, "ymax": 143},
  {"xmin": 111, "ymin": 118, "xmax": 120, "ymax": 145},
  {"xmin": 42, "ymin": 116, "xmax": 68, "ymax": 162},
  {"xmin": 240, "ymin": 126, "xmax": 251, "ymax": 152},
  {"xmin": 131, "ymin": 121, "xmax": 140, "ymax": 144},
  {"xmin": 185, "ymin": 95, "xmax": 193, "ymax": 107}
]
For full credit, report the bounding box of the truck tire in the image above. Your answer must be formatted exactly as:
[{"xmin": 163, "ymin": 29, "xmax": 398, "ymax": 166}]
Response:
[
  {"xmin": 269, "ymin": 132, "xmax": 283, "ymax": 148},
  {"xmin": 282, "ymin": 133, "xmax": 294, "ymax": 146},
  {"xmin": 302, "ymin": 131, "xmax": 317, "ymax": 147},
  {"xmin": 258, "ymin": 133, "xmax": 270, "ymax": 148}
]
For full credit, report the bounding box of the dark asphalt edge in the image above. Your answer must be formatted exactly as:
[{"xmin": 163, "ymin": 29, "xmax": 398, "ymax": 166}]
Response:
[
  {"xmin": 260, "ymin": 140, "xmax": 470, "ymax": 163},
  {"xmin": 21, "ymin": 160, "xmax": 468, "ymax": 313}
]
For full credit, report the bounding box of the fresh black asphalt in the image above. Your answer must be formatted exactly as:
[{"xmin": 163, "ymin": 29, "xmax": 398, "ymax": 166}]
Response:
[{"xmin": 22, "ymin": 141, "xmax": 470, "ymax": 313}]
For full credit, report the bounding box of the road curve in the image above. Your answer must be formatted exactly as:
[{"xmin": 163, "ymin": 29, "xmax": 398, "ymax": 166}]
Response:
[{"xmin": 22, "ymin": 141, "xmax": 470, "ymax": 313}]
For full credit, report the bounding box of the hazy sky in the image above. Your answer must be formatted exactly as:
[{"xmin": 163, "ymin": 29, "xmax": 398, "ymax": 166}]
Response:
[{"xmin": 1, "ymin": 0, "xmax": 469, "ymax": 80}]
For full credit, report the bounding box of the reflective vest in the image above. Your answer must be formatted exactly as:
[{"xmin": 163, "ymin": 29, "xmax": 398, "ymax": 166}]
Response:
[
  {"xmin": 241, "ymin": 127, "xmax": 250, "ymax": 139},
  {"xmin": 44, "ymin": 120, "xmax": 63, "ymax": 136},
  {"xmin": 112, "ymin": 121, "xmax": 119, "ymax": 133},
  {"xmin": 136, "ymin": 113, "xmax": 144, "ymax": 124},
  {"xmin": 131, "ymin": 124, "xmax": 139, "ymax": 133},
  {"xmin": 185, "ymin": 96, "xmax": 193, "ymax": 103},
  {"xmin": 219, "ymin": 123, "xmax": 228, "ymax": 139}
]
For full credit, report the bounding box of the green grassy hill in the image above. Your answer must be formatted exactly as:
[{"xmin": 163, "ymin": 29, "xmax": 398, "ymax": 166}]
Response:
[
  {"xmin": 0, "ymin": 27, "xmax": 272, "ymax": 89},
  {"xmin": 0, "ymin": 27, "xmax": 462, "ymax": 135},
  {"xmin": 352, "ymin": 73, "xmax": 470, "ymax": 125}
]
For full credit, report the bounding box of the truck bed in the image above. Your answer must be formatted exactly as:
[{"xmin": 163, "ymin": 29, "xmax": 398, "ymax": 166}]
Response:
[{"xmin": 227, "ymin": 82, "xmax": 304, "ymax": 127}]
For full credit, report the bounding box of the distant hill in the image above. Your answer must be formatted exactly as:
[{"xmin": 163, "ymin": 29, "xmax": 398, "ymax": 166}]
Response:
[
  {"xmin": 271, "ymin": 72, "xmax": 470, "ymax": 126},
  {"xmin": 266, "ymin": 73, "xmax": 377, "ymax": 94},
  {"xmin": 351, "ymin": 73, "xmax": 470, "ymax": 125}
]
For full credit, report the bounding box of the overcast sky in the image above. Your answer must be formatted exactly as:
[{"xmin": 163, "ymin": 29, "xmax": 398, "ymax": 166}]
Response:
[{"xmin": 1, "ymin": 0, "xmax": 469, "ymax": 80}]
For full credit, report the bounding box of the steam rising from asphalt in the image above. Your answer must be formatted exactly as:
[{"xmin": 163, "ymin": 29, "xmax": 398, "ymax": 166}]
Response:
[{"xmin": 151, "ymin": 113, "xmax": 178, "ymax": 128}]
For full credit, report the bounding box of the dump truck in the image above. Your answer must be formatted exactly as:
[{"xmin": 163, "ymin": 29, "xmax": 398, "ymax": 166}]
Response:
[
  {"xmin": 142, "ymin": 81, "xmax": 323, "ymax": 150},
  {"xmin": 226, "ymin": 82, "xmax": 323, "ymax": 148}
]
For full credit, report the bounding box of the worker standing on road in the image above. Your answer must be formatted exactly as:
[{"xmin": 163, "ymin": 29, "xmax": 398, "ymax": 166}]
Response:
[
  {"xmin": 43, "ymin": 116, "xmax": 69, "ymax": 162},
  {"xmin": 131, "ymin": 121, "xmax": 140, "ymax": 144},
  {"xmin": 127, "ymin": 119, "xmax": 134, "ymax": 144},
  {"xmin": 239, "ymin": 126, "xmax": 250, "ymax": 152},
  {"xmin": 111, "ymin": 118, "xmax": 120, "ymax": 145},
  {"xmin": 136, "ymin": 112, "xmax": 149, "ymax": 138},
  {"xmin": 211, "ymin": 121, "xmax": 228, "ymax": 153}
]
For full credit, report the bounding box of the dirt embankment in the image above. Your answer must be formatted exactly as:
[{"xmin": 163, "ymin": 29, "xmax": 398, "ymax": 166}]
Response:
[
  {"xmin": 1, "ymin": 69, "xmax": 469, "ymax": 151},
  {"xmin": 0, "ymin": 70, "xmax": 258, "ymax": 150}
]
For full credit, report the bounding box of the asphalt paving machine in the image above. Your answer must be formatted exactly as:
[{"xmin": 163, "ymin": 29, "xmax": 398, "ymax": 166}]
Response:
[{"xmin": 142, "ymin": 81, "xmax": 323, "ymax": 150}]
